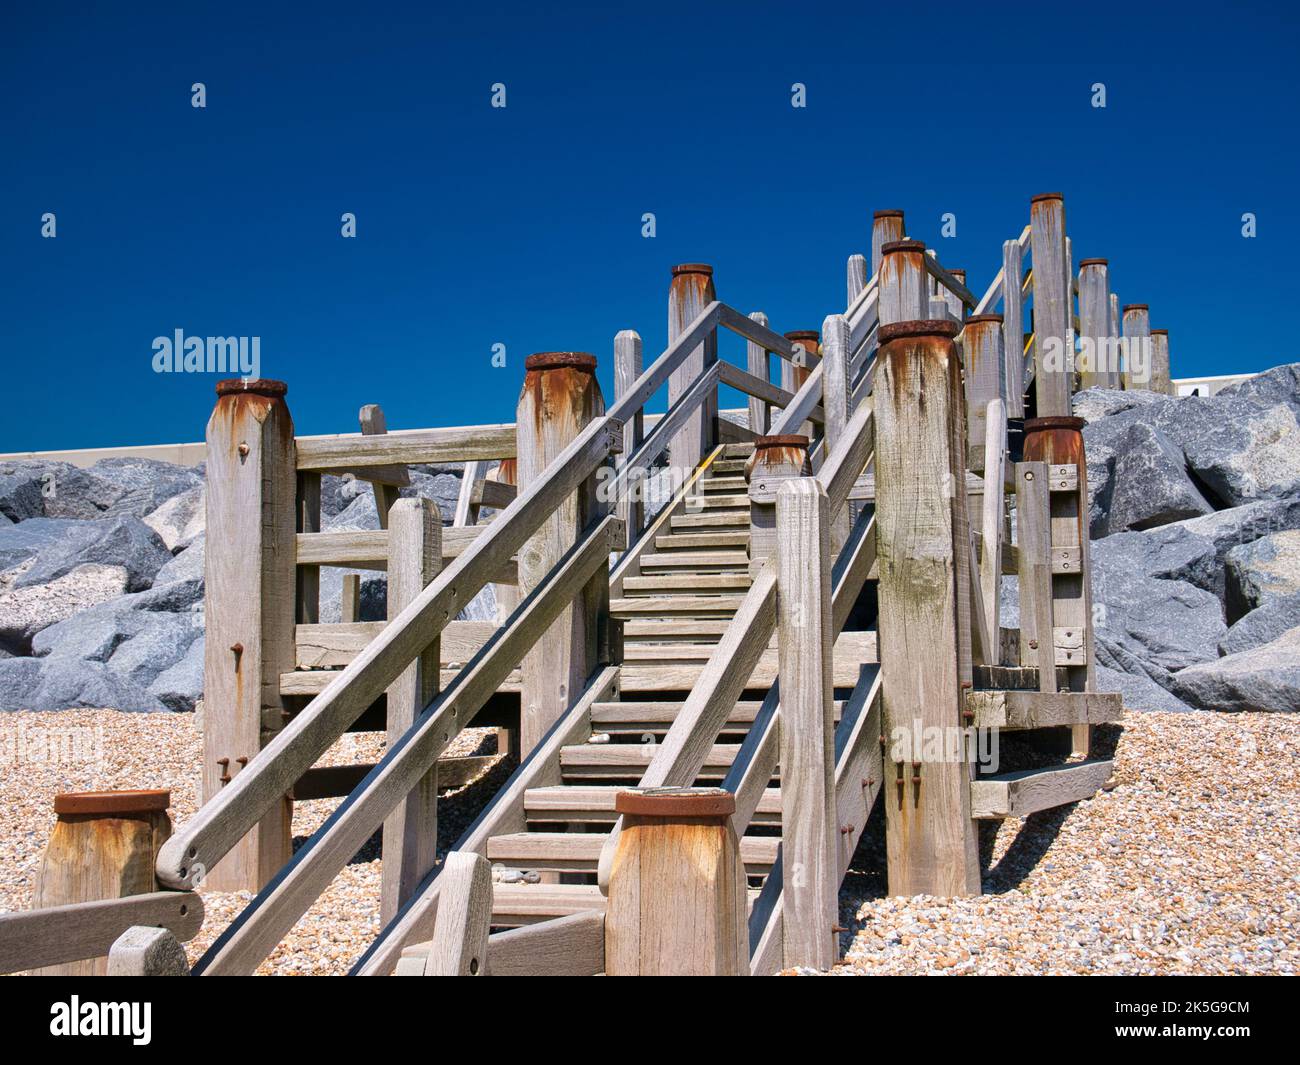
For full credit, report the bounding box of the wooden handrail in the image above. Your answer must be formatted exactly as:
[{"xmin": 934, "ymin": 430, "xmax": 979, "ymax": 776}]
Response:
[{"xmin": 296, "ymin": 423, "xmax": 516, "ymax": 471}]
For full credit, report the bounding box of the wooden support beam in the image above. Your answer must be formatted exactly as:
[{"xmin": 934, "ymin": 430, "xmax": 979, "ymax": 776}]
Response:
[
  {"xmin": 775, "ymin": 479, "xmax": 837, "ymax": 971},
  {"xmin": 979, "ymin": 399, "xmax": 1007, "ymax": 645},
  {"xmin": 966, "ymin": 689, "xmax": 1121, "ymax": 729},
  {"xmin": 605, "ymin": 788, "xmax": 748, "ymax": 976},
  {"xmin": 970, "ymin": 760, "xmax": 1113, "ymax": 819},
  {"xmin": 422, "ymin": 851, "xmax": 492, "ymax": 975},
  {"xmin": 517, "ymin": 352, "xmax": 609, "ymax": 756},
  {"xmin": 614, "ymin": 330, "xmax": 645, "ymax": 540},
  {"xmin": 746, "ymin": 312, "xmax": 771, "ymax": 436},
  {"xmin": 1077, "ymin": 258, "xmax": 1114, "ymax": 389},
  {"xmin": 381, "ymin": 497, "xmax": 442, "ymax": 925},
  {"xmin": 340, "ymin": 573, "xmax": 361, "ymax": 623},
  {"xmin": 1002, "ymin": 238, "xmax": 1026, "ymax": 418},
  {"xmin": 1030, "ymin": 194, "xmax": 1072, "ymax": 417},
  {"xmin": 296, "ymin": 471, "xmax": 322, "ymax": 624},
  {"xmin": 847, "ymin": 254, "xmax": 867, "ymax": 307},
  {"xmin": 202, "ymin": 379, "xmax": 294, "ymax": 891},
  {"xmin": 453, "ymin": 459, "xmax": 487, "ymax": 527},
  {"xmin": 667, "ymin": 264, "xmax": 718, "ymax": 475},
  {"xmin": 1015, "ymin": 461, "xmax": 1056, "ymax": 691},
  {"xmin": 874, "ymin": 320, "xmax": 980, "ymax": 897},
  {"xmin": 360, "ymin": 404, "xmax": 404, "ymax": 528}
]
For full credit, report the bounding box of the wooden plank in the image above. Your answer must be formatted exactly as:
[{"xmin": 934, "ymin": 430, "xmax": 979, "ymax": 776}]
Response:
[
  {"xmin": 296, "ymin": 471, "xmax": 322, "ymax": 624},
  {"xmin": 381, "ymin": 498, "xmax": 442, "ymax": 925},
  {"xmin": 470, "ymin": 475, "xmax": 515, "ymax": 511},
  {"xmin": 352, "ymin": 667, "xmax": 617, "ymax": 974},
  {"xmin": 487, "ymin": 911, "xmax": 605, "ymax": 977},
  {"xmin": 296, "ymin": 526, "xmax": 497, "ymax": 567},
  {"xmin": 294, "ymin": 620, "xmax": 495, "ymax": 671},
  {"xmin": 717, "ymin": 361, "xmax": 824, "ymax": 423},
  {"xmin": 979, "ymin": 398, "xmax": 1006, "ymax": 642},
  {"xmin": 922, "ymin": 254, "xmax": 978, "ymax": 309},
  {"xmin": 970, "ymin": 759, "xmax": 1113, "ymax": 819},
  {"xmin": 491, "ymin": 883, "xmax": 607, "ymax": 925},
  {"xmin": 847, "ymin": 254, "xmax": 867, "ymax": 307},
  {"xmin": 453, "ymin": 459, "xmax": 487, "ymax": 527},
  {"xmin": 359, "ymin": 404, "xmax": 406, "ymax": 526},
  {"xmin": 1047, "ymin": 464, "xmax": 1079, "ymax": 492},
  {"xmin": 966, "ymin": 689, "xmax": 1122, "ymax": 729},
  {"xmin": 188, "ymin": 515, "xmax": 624, "ymax": 974},
  {"xmin": 775, "ymin": 479, "xmax": 837, "ymax": 971},
  {"xmin": 423, "ymin": 851, "xmax": 492, "ymax": 975},
  {"xmin": 746, "ymin": 311, "xmax": 771, "ymax": 436},
  {"xmin": 295, "ymin": 423, "xmax": 516, "ymax": 471},
  {"xmin": 340, "ymin": 573, "xmax": 361, "ymax": 623},
  {"xmin": 1016, "ymin": 462, "xmax": 1056, "ymax": 690},
  {"xmin": 667, "ymin": 265, "xmax": 718, "ymax": 475},
  {"xmin": 280, "ymin": 666, "xmax": 520, "ymax": 697},
  {"xmin": 0, "ymin": 892, "xmax": 203, "ymax": 975},
  {"xmin": 293, "ymin": 755, "xmax": 496, "ymax": 800}
]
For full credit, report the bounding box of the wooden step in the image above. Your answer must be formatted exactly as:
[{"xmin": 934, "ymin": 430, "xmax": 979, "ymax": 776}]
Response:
[
  {"xmin": 720, "ymin": 443, "xmax": 756, "ymax": 459},
  {"xmin": 485, "ymin": 832, "xmax": 779, "ymax": 873},
  {"xmin": 654, "ymin": 531, "xmax": 749, "ymax": 551},
  {"xmin": 638, "ymin": 551, "xmax": 750, "ymax": 570},
  {"xmin": 623, "ymin": 618, "xmax": 735, "ymax": 640},
  {"xmin": 622, "ymin": 643, "xmax": 744, "ymax": 662},
  {"xmin": 590, "ymin": 699, "xmax": 843, "ymax": 735},
  {"xmin": 970, "ymin": 759, "xmax": 1114, "ymax": 820},
  {"xmin": 693, "ymin": 494, "xmax": 750, "ymax": 509},
  {"xmin": 491, "ymin": 883, "xmax": 606, "ymax": 927},
  {"xmin": 710, "ymin": 459, "xmax": 749, "ymax": 474},
  {"xmin": 622, "ymin": 573, "xmax": 752, "ymax": 595},
  {"xmin": 966, "ymin": 689, "xmax": 1122, "ymax": 729},
  {"xmin": 559, "ymin": 742, "xmax": 749, "ymax": 781},
  {"xmin": 611, "ymin": 596, "xmax": 745, "ymax": 619},
  {"xmin": 699, "ymin": 476, "xmax": 747, "ymax": 492},
  {"xmin": 524, "ymin": 785, "xmax": 784, "ymax": 825},
  {"xmin": 670, "ymin": 511, "xmax": 750, "ymax": 530}
]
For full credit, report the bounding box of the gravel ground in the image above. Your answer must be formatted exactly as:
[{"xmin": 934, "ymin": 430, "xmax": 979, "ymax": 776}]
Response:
[
  {"xmin": 3, "ymin": 707, "xmax": 1296, "ymax": 975},
  {"xmin": 0, "ymin": 706, "xmax": 508, "ymax": 975}
]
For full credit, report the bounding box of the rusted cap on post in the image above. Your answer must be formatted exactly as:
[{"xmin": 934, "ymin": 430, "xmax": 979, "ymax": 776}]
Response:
[
  {"xmin": 873, "ymin": 209, "xmax": 905, "ymax": 219},
  {"xmin": 615, "ymin": 786, "xmax": 735, "ymax": 818},
  {"xmin": 524, "ymin": 352, "xmax": 597, "ymax": 373},
  {"xmin": 949, "ymin": 268, "xmax": 966, "ymax": 281},
  {"xmin": 1025, "ymin": 416, "xmax": 1086, "ymax": 433},
  {"xmin": 1151, "ymin": 328, "xmax": 1169, "ymax": 335},
  {"xmin": 754, "ymin": 434, "xmax": 810, "ymax": 450},
  {"xmin": 878, "ymin": 319, "xmax": 963, "ymax": 343},
  {"xmin": 54, "ymin": 789, "xmax": 170, "ymax": 817},
  {"xmin": 216, "ymin": 379, "xmax": 287, "ymax": 399},
  {"xmin": 880, "ymin": 239, "xmax": 926, "ymax": 255},
  {"xmin": 1079, "ymin": 257, "xmax": 1109, "ymax": 267},
  {"xmin": 1030, "ymin": 192, "xmax": 1064, "ymax": 203},
  {"xmin": 671, "ymin": 263, "xmax": 714, "ymax": 278},
  {"xmin": 1122, "ymin": 304, "xmax": 1149, "ymax": 314},
  {"xmin": 966, "ymin": 313, "xmax": 1004, "ymax": 325},
  {"xmin": 784, "ymin": 330, "xmax": 819, "ymax": 344}
]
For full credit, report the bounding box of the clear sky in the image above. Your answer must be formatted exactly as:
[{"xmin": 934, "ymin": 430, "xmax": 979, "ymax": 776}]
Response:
[{"xmin": 2, "ymin": 1, "xmax": 1296, "ymax": 452}]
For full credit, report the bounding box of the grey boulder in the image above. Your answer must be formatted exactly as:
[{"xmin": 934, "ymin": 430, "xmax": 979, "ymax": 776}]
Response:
[
  {"xmin": 1171, "ymin": 626, "xmax": 1300, "ymax": 713},
  {"xmin": 14, "ymin": 514, "xmax": 172, "ymax": 592},
  {"xmin": 143, "ymin": 484, "xmax": 205, "ymax": 552},
  {"xmin": 1093, "ymin": 419, "xmax": 1214, "ymax": 535},
  {"xmin": 1096, "ymin": 663, "xmax": 1196, "ymax": 713},
  {"xmin": 0, "ymin": 563, "xmax": 130, "ymax": 653}
]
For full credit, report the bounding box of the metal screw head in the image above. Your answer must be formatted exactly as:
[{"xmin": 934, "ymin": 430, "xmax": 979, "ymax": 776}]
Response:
[{"xmin": 237, "ymin": 442, "xmax": 250, "ymax": 458}]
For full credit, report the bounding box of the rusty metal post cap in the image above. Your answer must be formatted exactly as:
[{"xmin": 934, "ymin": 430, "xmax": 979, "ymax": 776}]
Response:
[
  {"xmin": 215, "ymin": 379, "xmax": 287, "ymax": 399},
  {"xmin": 966, "ymin": 313, "xmax": 1004, "ymax": 325},
  {"xmin": 1031, "ymin": 192, "xmax": 1065, "ymax": 203},
  {"xmin": 784, "ymin": 330, "xmax": 820, "ymax": 343},
  {"xmin": 873, "ymin": 209, "xmax": 905, "ymax": 219},
  {"xmin": 754, "ymin": 434, "xmax": 810, "ymax": 450},
  {"xmin": 524, "ymin": 352, "xmax": 597, "ymax": 372},
  {"xmin": 615, "ymin": 787, "xmax": 736, "ymax": 818},
  {"xmin": 1151, "ymin": 328, "xmax": 1169, "ymax": 335},
  {"xmin": 1024, "ymin": 416, "xmax": 1086, "ymax": 433},
  {"xmin": 878, "ymin": 319, "xmax": 962, "ymax": 343},
  {"xmin": 880, "ymin": 239, "xmax": 927, "ymax": 255},
  {"xmin": 54, "ymin": 789, "xmax": 171, "ymax": 817},
  {"xmin": 671, "ymin": 263, "xmax": 713, "ymax": 277},
  {"xmin": 949, "ymin": 268, "xmax": 966, "ymax": 280},
  {"xmin": 1122, "ymin": 303, "xmax": 1149, "ymax": 314},
  {"xmin": 1079, "ymin": 257, "xmax": 1109, "ymax": 268}
]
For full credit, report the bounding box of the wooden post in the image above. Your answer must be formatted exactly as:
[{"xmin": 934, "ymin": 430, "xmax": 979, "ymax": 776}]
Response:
[
  {"xmin": 1078, "ymin": 258, "xmax": 1113, "ymax": 389},
  {"xmin": 614, "ymin": 330, "xmax": 644, "ymax": 539},
  {"xmin": 360, "ymin": 404, "xmax": 403, "ymax": 528},
  {"xmin": 381, "ymin": 497, "xmax": 442, "ymax": 925},
  {"xmin": 1002, "ymin": 238, "xmax": 1026, "ymax": 418},
  {"xmin": 517, "ymin": 353, "xmax": 607, "ymax": 755},
  {"xmin": 340, "ymin": 573, "xmax": 361, "ymax": 623},
  {"xmin": 490, "ymin": 458, "xmax": 520, "ymax": 760},
  {"xmin": 605, "ymin": 788, "xmax": 748, "ymax": 976},
  {"xmin": 783, "ymin": 330, "xmax": 818, "ymax": 437},
  {"xmin": 873, "ymin": 319, "xmax": 981, "ymax": 897},
  {"xmin": 962, "ymin": 314, "xmax": 1005, "ymax": 473},
  {"xmin": 202, "ymin": 378, "xmax": 295, "ymax": 892},
  {"xmin": 942, "ymin": 267, "xmax": 967, "ymax": 323},
  {"xmin": 1015, "ymin": 461, "xmax": 1056, "ymax": 690},
  {"xmin": 1150, "ymin": 329, "xmax": 1173, "ymax": 395},
  {"xmin": 746, "ymin": 435, "xmax": 811, "ymax": 577},
  {"xmin": 878, "ymin": 239, "xmax": 929, "ymax": 327},
  {"xmin": 1108, "ymin": 292, "xmax": 1121, "ymax": 379},
  {"xmin": 821, "ymin": 313, "xmax": 852, "ymax": 550},
  {"xmin": 775, "ymin": 479, "xmax": 837, "ymax": 970},
  {"xmin": 746, "ymin": 312, "xmax": 771, "ymax": 436},
  {"xmin": 1122, "ymin": 304, "xmax": 1152, "ymax": 390},
  {"xmin": 667, "ymin": 264, "xmax": 717, "ymax": 477},
  {"xmin": 847, "ymin": 253, "xmax": 867, "ymax": 306},
  {"xmin": 1030, "ymin": 193, "xmax": 1072, "ymax": 418},
  {"xmin": 980, "ymin": 398, "xmax": 1007, "ymax": 648},
  {"xmin": 871, "ymin": 209, "xmax": 906, "ymax": 279},
  {"xmin": 1023, "ymin": 417, "xmax": 1096, "ymax": 756},
  {"xmin": 453, "ymin": 459, "xmax": 487, "ymax": 527},
  {"xmin": 423, "ymin": 851, "xmax": 492, "ymax": 975},
  {"xmin": 296, "ymin": 472, "xmax": 321, "ymax": 624},
  {"xmin": 107, "ymin": 926, "xmax": 190, "ymax": 976},
  {"xmin": 33, "ymin": 790, "xmax": 172, "ymax": 975}
]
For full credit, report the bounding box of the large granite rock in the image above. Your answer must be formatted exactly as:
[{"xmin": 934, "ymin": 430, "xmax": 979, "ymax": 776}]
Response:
[
  {"xmin": 0, "ymin": 563, "xmax": 130, "ymax": 654},
  {"xmin": 1093, "ymin": 420, "xmax": 1214, "ymax": 535},
  {"xmin": 0, "ymin": 518, "xmax": 97, "ymax": 572},
  {"xmin": 1224, "ymin": 529, "xmax": 1300, "ymax": 616},
  {"xmin": 1171, "ymin": 626, "xmax": 1300, "ymax": 712},
  {"xmin": 143, "ymin": 485, "xmax": 205, "ymax": 552},
  {"xmin": 1220, "ymin": 591, "xmax": 1300, "ymax": 656},
  {"xmin": 14, "ymin": 514, "xmax": 172, "ymax": 592},
  {"xmin": 1096, "ymin": 663, "xmax": 1196, "ymax": 713}
]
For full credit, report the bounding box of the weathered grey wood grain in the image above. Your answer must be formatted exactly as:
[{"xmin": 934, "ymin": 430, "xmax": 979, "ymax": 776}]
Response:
[
  {"xmin": 1016, "ymin": 462, "xmax": 1056, "ymax": 690},
  {"xmin": 295, "ymin": 423, "xmax": 516, "ymax": 470},
  {"xmin": 1030, "ymin": 194, "xmax": 1072, "ymax": 417},
  {"xmin": 614, "ymin": 329, "xmax": 645, "ymax": 539},
  {"xmin": 488, "ymin": 911, "xmax": 606, "ymax": 976},
  {"xmin": 1002, "ymin": 238, "xmax": 1026, "ymax": 417},
  {"xmin": 423, "ymin": 851, "xmax": 492, "ymax": 975},
  {"xmin": 970, "ymin": 759, "xmax": 1113, "ymax": 819}
]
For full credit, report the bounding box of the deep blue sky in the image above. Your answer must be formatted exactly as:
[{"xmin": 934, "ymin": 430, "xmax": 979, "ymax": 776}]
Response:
[{"xmin": 2, "ymin": 1, "xmax": 1296, "ymax": 452}]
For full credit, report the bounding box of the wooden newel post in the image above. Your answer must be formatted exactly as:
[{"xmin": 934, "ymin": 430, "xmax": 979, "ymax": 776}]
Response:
[
  {"xmin": 1122, "ymin": 304, "xmax": 1152, "ymax": 390},
  {"xmin": 745, "ymin": 435, "xmax": 811, "ymax": 578},
  {"xmin": 874, "ymin": 319, "xmax": 981, "ymax": 897},
  {"xmin": 203, "ymin": 378, "xmax": 295, "ymax": 892},
  {"xmin": 605, "ymin": 787, "xmax": 748, "ymax": 976},
  {"xmin": 517, "ymin": 352, "xmax": 607, "ymax": 755},
  {"xmin": 1002, "ymin": 238, "xmax": 1026, "ymax": 419},
  {"xmin": 381, "ymin": 496, "xmax": 442, "ymax": 925},
  {"xmin": 847, "ymin": 253, "xmax": 868, "ymax": 305},
  {"xmin": 33, "ymin": 790, "xmax": 172, "ymax": 975},
  {"xmin": 871, "ymin": 209, "xmax": 906, "ymax": 279},
  {"xmin": 614, "ymin": 330, "xmax": 645, "ymax": 540},
  {"xmin": 667, "ymin": 264, "xmax": 718, "ymax": 476},
  {"xmin": 746, "ymin": 312, "xmax": 772, "ymax": 436},
  {"xmin": 1030, "ymin": 193, "xmax": 1072, "ymax": 418},
  {"xmin": 1150, "ymin": 329, "xmax": 1173, "ymax": 396},
  {"xmin": 1022, "ymin": 416, "xmax": 1096, "ymax": 757},
  {"xmin": 1077, "ymin": 258, "xmax": 1114, "ymax": 389},
  {"xmin": 962, "ymin": 314, "xmax": 1005, "ymax": 473},
  {"xmin": 878, "ymin": 239, "xmax": 929, "ymax": 327}
]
